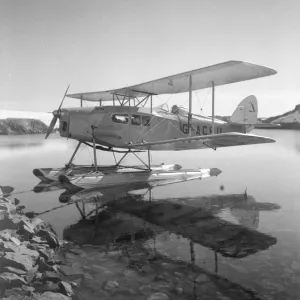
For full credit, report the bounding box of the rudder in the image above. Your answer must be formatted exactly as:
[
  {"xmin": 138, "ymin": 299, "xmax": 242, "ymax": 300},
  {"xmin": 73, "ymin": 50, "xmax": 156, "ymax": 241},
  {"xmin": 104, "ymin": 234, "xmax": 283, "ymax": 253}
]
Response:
[{"xmin": 230, "ymin": 95, "xmax": 258, "ymax": 126}]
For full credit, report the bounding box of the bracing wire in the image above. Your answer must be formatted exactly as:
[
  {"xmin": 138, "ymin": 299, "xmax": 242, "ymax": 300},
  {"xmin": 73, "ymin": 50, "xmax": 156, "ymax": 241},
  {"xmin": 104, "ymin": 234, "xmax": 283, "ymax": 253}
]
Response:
[
  {"xmin": 181, "ymin": 94, "xmax": 190, "ymax": 107},
  {"xmin": 134, "ymin": 100, "xmax": 192, "ymax": 144},
  {"xmin": 113, "ymin": 151, "xmax": 117, "ymax": 164},
  {"xmin": 199, "ymin": 86, "xmax": 211, "ymax": 115},
  {"xmin": 195, "ymin": 91, "xmax": 202, "ymax": 113},
  {"xmin": 132, "ymin": 115, "xmax": 159, "ymax": 143},
  {"xmin": 133, "ymin": 116, "xmax": 163, "ymax": 143},
  {"xmin": 156, "ymin": 75, "xmax": 189, "ymax": 107},
  {"xmin": 131, "ymin": 75, "xmax": 190, "ymax": 143},
  {"xmin": 180, "ymin": 86, "xmax": 212, "ymax": 116}
]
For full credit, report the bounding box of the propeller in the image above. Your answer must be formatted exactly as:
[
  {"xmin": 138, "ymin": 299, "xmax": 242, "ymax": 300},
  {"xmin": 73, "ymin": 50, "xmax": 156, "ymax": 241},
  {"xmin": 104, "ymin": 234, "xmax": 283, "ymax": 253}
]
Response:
[{"xmin": 45, "ymin": 85, "xmax": 70, "ymax": 139}]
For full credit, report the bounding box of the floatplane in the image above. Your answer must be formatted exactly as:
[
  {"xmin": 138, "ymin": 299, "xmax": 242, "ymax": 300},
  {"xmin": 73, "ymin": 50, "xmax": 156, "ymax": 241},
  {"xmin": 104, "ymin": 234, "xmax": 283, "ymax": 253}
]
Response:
[{"xmin": 33, "ymin": 61, "xmax": 277, "ymax": 201}]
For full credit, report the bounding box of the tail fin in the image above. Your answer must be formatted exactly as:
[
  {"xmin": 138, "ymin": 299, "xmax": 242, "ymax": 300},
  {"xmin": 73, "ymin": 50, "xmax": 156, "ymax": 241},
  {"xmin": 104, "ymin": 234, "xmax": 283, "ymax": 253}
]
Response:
[{"xmin": 230, "ymin": 95, "xmax": 258, "ymax": 125}]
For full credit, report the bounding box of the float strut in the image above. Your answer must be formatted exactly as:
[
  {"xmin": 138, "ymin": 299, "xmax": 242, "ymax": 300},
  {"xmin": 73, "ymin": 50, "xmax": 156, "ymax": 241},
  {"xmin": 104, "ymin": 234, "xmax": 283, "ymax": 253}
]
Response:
[
  {"xmin": 66, "ymin": 142, "xmax": 82, "ymax": 168},
  {"xmin": 132, "ymin": 151, "xmax": 149, "ymax": 170},
  {"xmin": 116, "ymin": 150, "xmax": 130, "ymax": 166},
  {"xmin": 94, "ymin": 199, "xmax": 99, "ymax": 237},
  {"xmin": 190, "ymin": 241, "xmax": 195, "ymax": 270},
  {"xmin": 82, "ymin": 202, "xmax": 86, "ymax": 217},
  {"xmin": 188, "ymin": 75, "xmax": 193, "ymax": 136},
  {"xmin": 91, "ymin": 126, "xmax": 98, "ymax": 171},
  {"xmin": 148, "ymin": 149, "xmax": 151, "ymax": 170},
  {"xmin": 212, "ymin": 81, "xmax": 215, "ymax": 134},
  {"xmin": 75, "ymin": 202, "xmax": 86, "ymax": 220},
  {"xmin": 93, "ymin": 137, "xmax": 98, "ymax": 171},
  {"xmin": 215, "ymin": 250, "xmax": 218, "ymax": 273}
]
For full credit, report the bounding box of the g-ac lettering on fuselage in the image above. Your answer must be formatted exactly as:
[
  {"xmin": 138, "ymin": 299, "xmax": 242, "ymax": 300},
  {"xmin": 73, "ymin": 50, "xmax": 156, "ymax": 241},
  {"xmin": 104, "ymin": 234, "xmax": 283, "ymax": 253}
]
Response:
[
  {"xmin": 182, "ymin": 124, "xmax": 189, "ymax": 134},
  {"xmin": 182, "ymin": 124, "xmax": 222, "ymax": 135}
]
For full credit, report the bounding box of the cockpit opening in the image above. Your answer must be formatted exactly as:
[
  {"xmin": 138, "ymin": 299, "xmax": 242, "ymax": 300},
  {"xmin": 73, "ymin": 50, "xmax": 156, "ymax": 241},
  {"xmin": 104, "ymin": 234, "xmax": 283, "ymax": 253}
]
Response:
[
  {"xmin": 111, "ymin": 114, "xmax": 129, "ymax": 124},
  {"xmin": 111, "ymin": 114, "xmax": 150, "ymax": 126}
]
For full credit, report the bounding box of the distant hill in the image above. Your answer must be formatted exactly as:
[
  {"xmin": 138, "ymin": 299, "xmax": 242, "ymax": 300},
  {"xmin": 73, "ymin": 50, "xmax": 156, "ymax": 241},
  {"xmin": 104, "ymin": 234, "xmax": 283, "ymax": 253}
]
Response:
[
  {"xmin": 0, "ymin": 110, "xmax": 53, "ymax": 125},
  {"xmin": 0, "ymin": 118, "xmax": 48, "ymax": 135},
  {"xmin": 264, "ymin": 104, "xmax": 300, "ymax": 129},
  {"xmin": 0, "ymin": 110, "xmax": 55, "ymax": 135},
  {"xmin": 216, "ymin": 105, "xmax": 300, "ymax": 130}
]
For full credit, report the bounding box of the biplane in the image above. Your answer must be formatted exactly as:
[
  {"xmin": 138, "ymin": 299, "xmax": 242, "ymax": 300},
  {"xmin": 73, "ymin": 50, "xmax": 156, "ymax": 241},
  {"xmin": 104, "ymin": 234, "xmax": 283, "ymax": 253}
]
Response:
[{"xmin": 34, "ymin": 61, "xmax": 277, "ymax": 198}]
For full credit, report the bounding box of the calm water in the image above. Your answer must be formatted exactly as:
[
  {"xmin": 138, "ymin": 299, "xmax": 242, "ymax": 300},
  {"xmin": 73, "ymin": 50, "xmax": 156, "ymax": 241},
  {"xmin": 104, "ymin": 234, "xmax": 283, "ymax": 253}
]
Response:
[{"xmin": 1, "ymin": 130, "xmax": 300, "ymax": 299}]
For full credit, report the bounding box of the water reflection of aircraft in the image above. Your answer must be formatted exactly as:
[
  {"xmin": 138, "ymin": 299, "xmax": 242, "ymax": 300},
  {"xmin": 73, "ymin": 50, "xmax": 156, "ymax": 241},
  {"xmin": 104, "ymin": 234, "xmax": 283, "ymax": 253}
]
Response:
[
  {"xmin": 162, "ymin": 193, "xmax": 280, "ymax": 229},
  {"xmin": 61, "ymin": 207, "xmax": 263, "ymax": 300},
  {"xmin": 109, "ymin": 195, "xmax": 278, "ymax": 258},
  {"xmin": 59, "ymin": 191, "xmax": 279, "ymax": 300},
  {"xmin": 62, "ymin": 189, "xmax": 278, "ymax": 259},
  {"xmin": 131, "ymin": 242, "xmax": 262, "ymax": 300}
]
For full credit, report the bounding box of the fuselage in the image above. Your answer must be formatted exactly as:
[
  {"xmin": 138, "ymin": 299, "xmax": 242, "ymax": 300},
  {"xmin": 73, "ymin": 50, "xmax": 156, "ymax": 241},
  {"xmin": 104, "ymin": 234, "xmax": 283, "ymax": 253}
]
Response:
[{"xmin": 58, "ymin": 105, "xmax": 247, "ymax": 150}]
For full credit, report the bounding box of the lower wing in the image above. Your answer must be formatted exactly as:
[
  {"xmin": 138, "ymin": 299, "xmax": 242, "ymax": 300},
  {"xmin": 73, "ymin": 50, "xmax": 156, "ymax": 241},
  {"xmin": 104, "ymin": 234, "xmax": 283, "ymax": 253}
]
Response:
[{"xmin": 130, "ymin": 132, "xmax": 275, "ymax": 151}]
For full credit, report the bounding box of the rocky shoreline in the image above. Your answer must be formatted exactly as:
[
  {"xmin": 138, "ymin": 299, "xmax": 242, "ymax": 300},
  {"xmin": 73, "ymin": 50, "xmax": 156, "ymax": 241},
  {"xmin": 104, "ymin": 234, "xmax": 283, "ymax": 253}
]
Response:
[{"xmin": 0, "ymin": 186, "xmax": 75, "ymax": 299}]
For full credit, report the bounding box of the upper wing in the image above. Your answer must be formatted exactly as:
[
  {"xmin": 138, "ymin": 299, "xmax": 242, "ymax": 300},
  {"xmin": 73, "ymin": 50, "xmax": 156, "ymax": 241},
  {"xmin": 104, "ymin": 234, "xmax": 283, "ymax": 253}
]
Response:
[
  {"xmin": 67, "ymin": 61, "xmax": 276, "ymax": 102},
  {"xmin": 129, "ymin": 132, "xmax": 275, "ymax": 151}
]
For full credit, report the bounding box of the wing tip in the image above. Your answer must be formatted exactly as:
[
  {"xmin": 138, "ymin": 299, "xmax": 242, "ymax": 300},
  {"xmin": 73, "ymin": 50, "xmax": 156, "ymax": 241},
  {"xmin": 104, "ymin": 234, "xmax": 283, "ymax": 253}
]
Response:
[
  {"xmin": 66, "ymin": 93, "xmax": 81, "ymax": 100},
  {"xmin": 237, "ymin": 60, "xmax": 277, "ymax": 76}
]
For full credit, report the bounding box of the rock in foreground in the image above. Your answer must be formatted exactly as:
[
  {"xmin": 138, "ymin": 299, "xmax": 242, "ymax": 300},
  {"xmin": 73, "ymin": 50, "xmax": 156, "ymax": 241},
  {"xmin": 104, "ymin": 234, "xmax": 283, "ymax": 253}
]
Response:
[{"xmin": 0, "ymin": 186, "xmax": 75, "ymax": 300}]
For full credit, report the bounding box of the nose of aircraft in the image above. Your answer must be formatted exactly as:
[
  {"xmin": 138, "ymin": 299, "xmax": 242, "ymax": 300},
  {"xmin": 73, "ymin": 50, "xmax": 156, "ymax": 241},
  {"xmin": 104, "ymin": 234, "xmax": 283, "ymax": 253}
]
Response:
[
  {"xmin": 45, "ymin": 85, "xmax": 70, "ymax": 139},
  {"xmin": 53, "ymin": 110, "xmax": 59, "ymax": 117}
]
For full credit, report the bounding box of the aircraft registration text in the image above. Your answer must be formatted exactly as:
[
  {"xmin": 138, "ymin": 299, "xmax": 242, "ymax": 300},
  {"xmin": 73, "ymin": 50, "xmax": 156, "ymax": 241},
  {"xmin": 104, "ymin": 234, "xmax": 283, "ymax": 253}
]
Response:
[{"xmin": 182, "ymin": 124, "xmax": 222, "ymax": 135}]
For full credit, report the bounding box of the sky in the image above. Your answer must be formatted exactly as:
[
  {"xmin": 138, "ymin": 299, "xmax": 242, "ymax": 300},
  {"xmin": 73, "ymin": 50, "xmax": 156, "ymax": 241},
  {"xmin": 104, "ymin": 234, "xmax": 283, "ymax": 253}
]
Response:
[{"xmin": 1, "ymin": 0, "xmax": 300, "ymax": 117}]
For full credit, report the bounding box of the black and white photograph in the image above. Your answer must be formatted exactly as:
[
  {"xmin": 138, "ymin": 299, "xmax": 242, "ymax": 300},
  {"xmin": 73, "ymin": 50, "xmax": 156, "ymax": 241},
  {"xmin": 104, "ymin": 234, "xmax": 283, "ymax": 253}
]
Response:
[{"xmin": 1, "ymin": 1, "xmax": 299, "ymax": 299}]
